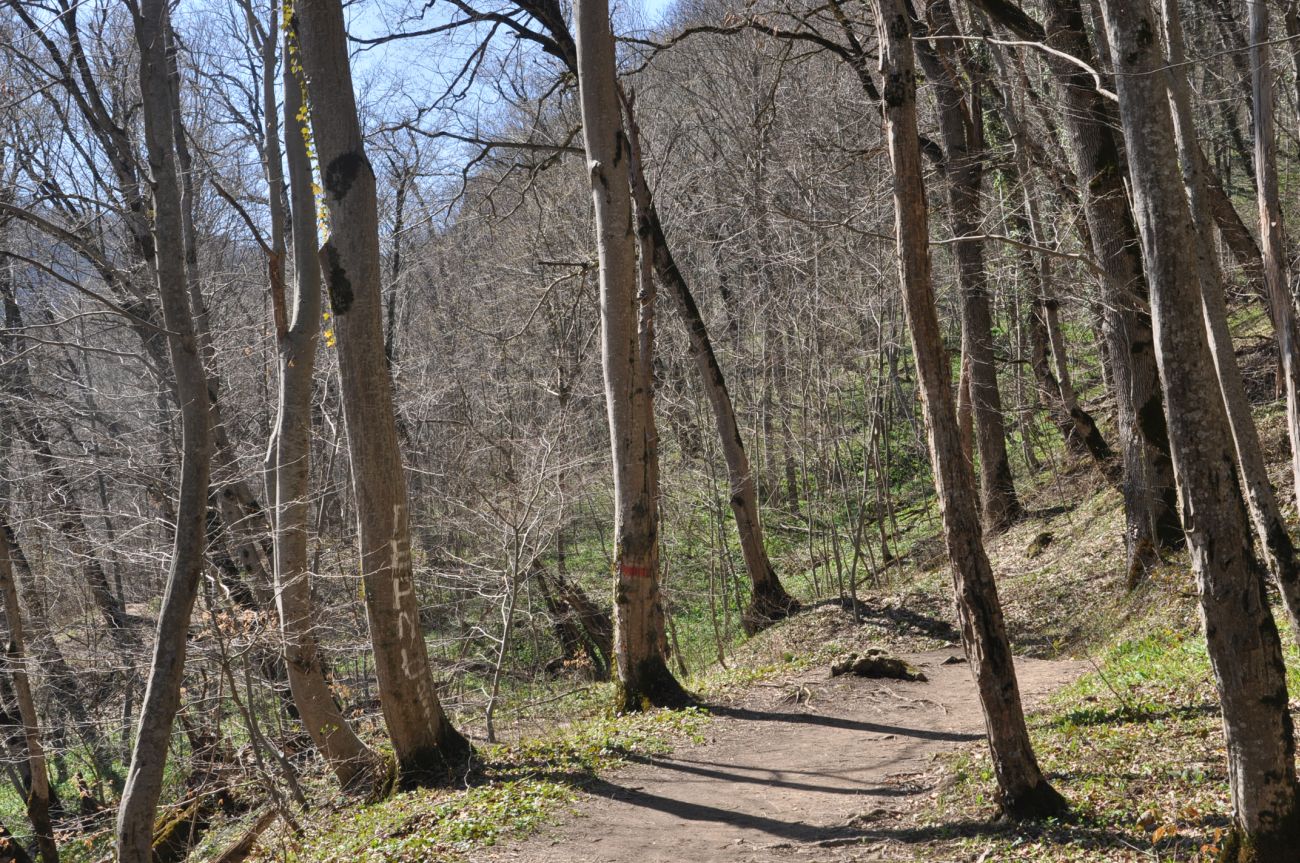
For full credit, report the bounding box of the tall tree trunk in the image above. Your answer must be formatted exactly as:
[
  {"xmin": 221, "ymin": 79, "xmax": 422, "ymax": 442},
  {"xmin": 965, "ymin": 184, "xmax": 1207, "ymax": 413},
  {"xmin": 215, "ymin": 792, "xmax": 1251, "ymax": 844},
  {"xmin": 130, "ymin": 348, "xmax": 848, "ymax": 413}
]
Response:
[
  {"xmin": 620, "ymin": 91, "xmax": 799, "ymax": 634},
  {"xmin": 573, "ymin": 0, "xmax": 689, "ymax": 711},
  {"xmin": 917, "ymin": 0, "xmax": 1022, "ymax": 531},
  {"xmin": 873, "ymin": 0, "xmax": 1067, "ymax": 819},
  {"xmin": 1162, "ymin": 0, "xmax": 1300, "ymax": 643},
  {"xmin": 0, "ymin": 532, "xmax": 55, "ymax": 863},
  {"xmin": 165, "ymin": 22, "xmax": 278, "ymax": 615},
  {"xmin": 266, "ymin": 18, "xmax": 378, "ymax": 790},
  {"xmin": 977, "ymin": 0, "xmax": 1183, "ymax": 576},
  {"xmin": 1250, "ymin": 0, "xmax": 1300, "ymax": 508},
  {"xmin": 1040, "ymin": 0, "xmax": 1182, "ymax": 574},
  {"xmin": 1100, "ymin": 3, "xmax": 1300, "ymax": 856},
  {"xmin": 117, "ymin": 0, "xmax": 214, "ymax": 859},
  {"xmin": 293, "ymin": 0, "xmax": 469, "ymax": 786}
]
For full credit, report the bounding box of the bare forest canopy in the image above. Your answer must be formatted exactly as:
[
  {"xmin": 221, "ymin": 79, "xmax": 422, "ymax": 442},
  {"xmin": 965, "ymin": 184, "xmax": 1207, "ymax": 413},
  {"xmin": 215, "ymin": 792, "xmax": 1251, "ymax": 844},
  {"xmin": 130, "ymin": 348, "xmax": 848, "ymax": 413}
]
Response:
[{"xmin": 3, "ymin": 0, "xmax": 1300, "ymax": 860}]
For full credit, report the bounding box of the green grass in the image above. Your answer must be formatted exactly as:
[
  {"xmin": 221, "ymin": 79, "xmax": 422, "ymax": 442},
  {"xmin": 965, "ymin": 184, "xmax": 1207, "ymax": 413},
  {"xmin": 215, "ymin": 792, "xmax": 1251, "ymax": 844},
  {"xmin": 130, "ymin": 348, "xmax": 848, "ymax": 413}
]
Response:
[{"xmin": 237, "ymin": 705, "xmax": 710, "ymax": 863}]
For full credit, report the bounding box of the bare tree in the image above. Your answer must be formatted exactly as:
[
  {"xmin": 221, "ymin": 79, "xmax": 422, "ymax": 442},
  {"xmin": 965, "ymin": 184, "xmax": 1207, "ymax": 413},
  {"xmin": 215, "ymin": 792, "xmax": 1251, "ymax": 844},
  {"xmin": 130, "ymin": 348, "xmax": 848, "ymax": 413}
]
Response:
[
  {"xmin": 293, "ymin": 0, "xmax": 470, "ymax": 785},
  {"xmin": 915, "ymin": 0, "xmax": 1022, "ymax": 532},
  {"xmin": 872, "ymin": 0, "xmax": 1066, "ymax": 819},
  {"xmin": 1099, "ymin": 1, "xmax": 1300, "ymax": 856},
  {"xmin": 117, "ymin": 0, "xmax": 215, "ymax": 859},
  {"xmin": 574, "ymin": 0, "xmax": 690, "ymax": 710},
  {"xmin": 1250, "ymin": 0, "xmax": 1300, "ymax": 509},
  {"xmin": 265, "ymin": 14, "xmax": 378, "ymax": 789}
]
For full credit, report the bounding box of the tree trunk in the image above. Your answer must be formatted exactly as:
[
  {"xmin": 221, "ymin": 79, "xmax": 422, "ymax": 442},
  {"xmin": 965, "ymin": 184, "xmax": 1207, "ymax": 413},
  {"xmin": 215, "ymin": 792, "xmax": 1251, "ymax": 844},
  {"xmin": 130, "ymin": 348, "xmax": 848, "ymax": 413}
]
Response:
[
  {"xmin": 293, "ymin": 0, "xmax": 470, "ymax": 786},
  {"xmin": 1250, "ymin": 0, "xmax": 1300, "ymax": 509},
  {"xmin": 620, "ymin": 91, "xmax": 799, "ymax": 635},
  {"xmin": 0, "ymin": 532, "xmax": 55, "ymax": 863},
  {"xmin": 117, "ymin": 0, "xmax": 214, "ymax": 859},
  {"xmin": 991, "ymin": 81, "xmax": 1113, "ymax": 465},
  {"xmin": 1099, "ymin": 3, "xmax": 1300, "ymax": 856},
  {"xmin": 574, "ymin": 0, "xmax": 689, "ymax": 711},
  {"xmin": 957, "ymin": 346, "xmax": 975, "ymax": 469},
  {"xmin": 977, "ymin": 0, "xmax": 1183, "ymax": 577},
  {"xmin": 0, "ymin": 520, "xmax": 116, "ymax": 788},
  {"xmin": 918, "ymin": 1, "xmax": 1023, "ymax": 531},
  {"xmin": 873, "ymin": 0, "xmax": 1067, "ymax": 819},
  {"xmin": 165, "ymin": 22, "xmax": 278, "ymax": 616},
  {"xmin": 1162, "ymin": 0, "xmax": 1300, "ymax": 644},
  {"xmin": 266, "ymin": 18, "xmax": 378, "ymax": 791},
  {"xmin": 1043, "ymin": 0, "xmax": 1182, "ymax": 574}
]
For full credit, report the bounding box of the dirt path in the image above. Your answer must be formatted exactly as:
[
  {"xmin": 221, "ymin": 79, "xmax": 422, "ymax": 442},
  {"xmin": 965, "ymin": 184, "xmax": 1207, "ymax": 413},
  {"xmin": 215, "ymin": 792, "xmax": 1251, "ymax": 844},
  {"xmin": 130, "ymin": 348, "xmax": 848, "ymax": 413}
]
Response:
[{"xmin": 482, "ymin": 650, "xmax": 1083, "ymax": 862}]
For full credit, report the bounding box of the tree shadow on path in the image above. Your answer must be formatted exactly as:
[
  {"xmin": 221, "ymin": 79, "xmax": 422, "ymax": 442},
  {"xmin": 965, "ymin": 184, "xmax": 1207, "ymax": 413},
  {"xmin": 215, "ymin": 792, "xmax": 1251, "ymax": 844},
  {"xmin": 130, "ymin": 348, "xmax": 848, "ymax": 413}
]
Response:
[{"xmin": 704, "ymin": 704, "xmax": 982, "ymax": 743}]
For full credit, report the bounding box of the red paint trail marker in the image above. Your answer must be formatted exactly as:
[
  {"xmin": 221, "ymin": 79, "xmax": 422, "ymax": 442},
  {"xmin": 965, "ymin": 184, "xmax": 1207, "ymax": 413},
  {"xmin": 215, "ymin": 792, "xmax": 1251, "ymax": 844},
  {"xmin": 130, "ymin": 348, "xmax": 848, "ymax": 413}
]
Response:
[{"xmin": 619, "ymin": 563, "xmax": 652, "ymax": 578}]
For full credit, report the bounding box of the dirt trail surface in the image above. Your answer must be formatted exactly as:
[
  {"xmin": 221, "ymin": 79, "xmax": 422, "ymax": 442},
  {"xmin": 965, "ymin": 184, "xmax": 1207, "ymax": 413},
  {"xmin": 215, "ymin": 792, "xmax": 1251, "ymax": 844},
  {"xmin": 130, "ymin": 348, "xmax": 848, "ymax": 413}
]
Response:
[{"xmin": 482, "ymin": 650, "xmax": 1083, "ymax": 862}]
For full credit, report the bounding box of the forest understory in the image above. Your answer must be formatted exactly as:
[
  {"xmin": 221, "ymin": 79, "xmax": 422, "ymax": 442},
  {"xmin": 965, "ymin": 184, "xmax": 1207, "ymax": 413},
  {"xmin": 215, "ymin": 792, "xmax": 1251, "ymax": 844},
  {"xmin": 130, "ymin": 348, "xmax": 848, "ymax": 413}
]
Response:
[
  {"xmin": 192, "ymin": 430, "xmax": 1283, "ymax": 863},
  {"xmin": 8, "ymin": 0, "xmax": 1300, "ymax": 859}
]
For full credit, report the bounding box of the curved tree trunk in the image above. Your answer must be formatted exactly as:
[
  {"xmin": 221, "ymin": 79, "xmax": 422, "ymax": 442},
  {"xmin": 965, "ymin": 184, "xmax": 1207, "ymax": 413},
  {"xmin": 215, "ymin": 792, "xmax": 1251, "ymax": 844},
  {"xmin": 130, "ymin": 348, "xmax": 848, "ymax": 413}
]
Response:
[
  {"xmin": 873, "ymin": 0, "xmax": 1066, "ymax": 819},
  {"xmin": 265, "ymin": 18, "xmax": 378, "ymax": 791},
  {"xmin": 1100, "ymin": 3, "xmax": 1300, "ymax": 856},
  {"xmin": 574, "ymin": 0, "xmax": 689, "ymax": 712},
  {"xmin": 117, "ymin": 0, "xmax": 214, "ymax": 858},
  {"xmin": 293, "ymin": 0, "xmax": 469, "ymax": 786}
]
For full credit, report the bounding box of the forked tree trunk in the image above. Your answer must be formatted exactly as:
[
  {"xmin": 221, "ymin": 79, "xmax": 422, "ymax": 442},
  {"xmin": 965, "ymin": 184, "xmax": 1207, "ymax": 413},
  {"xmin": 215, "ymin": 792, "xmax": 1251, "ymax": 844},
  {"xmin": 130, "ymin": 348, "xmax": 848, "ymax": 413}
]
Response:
[
  {"xmin": 573, "ymin": 0, "xmax": 689, "ymax": 711},
  {"xmin": 1162, "ymin": 0, "xmax": 1300, "ymax": 643},
  {"xmin": 918, "ymin": 0, "xmax": 1022, "ymax": 531},
  {"xmin": 0, "ymin": 532, "xmax": 54, "ymax": 863},
  {"xmin": 1100, "ymin": 3, "xmax": 1300, "ymax": 857},
  {"xmin": 873, "ymin": 0, "xmax": 1066, "ymax": 819},
  {"xmin": 117, "ymin": 0, "xmax": 214, "ymax": 859},
  {"xmin": 265, "ymin": 21, "xmax": 377, "ymax": 790},
  {"xmin": 293, "ymin": 0, "xmax": 470, "ymax": 786},
  {"xmin": 620, "ymin": 90, "xmax": 799, "ymax": 635},
  {"xmin": 1250, "ymin": 0, "xmax": 1300, "ymax": 508}
]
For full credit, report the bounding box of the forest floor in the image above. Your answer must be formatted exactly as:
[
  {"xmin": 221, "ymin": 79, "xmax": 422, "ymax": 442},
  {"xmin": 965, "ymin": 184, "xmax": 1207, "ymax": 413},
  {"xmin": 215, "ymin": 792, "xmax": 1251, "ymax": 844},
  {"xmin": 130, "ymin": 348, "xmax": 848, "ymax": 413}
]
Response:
[
  {"xmin": 230, "ymin": 396, "xmax": 1300, "ymax": 863},
  {"xmin": 480, "ymin": 646, "xmax": 1082, "ymax": 863}
]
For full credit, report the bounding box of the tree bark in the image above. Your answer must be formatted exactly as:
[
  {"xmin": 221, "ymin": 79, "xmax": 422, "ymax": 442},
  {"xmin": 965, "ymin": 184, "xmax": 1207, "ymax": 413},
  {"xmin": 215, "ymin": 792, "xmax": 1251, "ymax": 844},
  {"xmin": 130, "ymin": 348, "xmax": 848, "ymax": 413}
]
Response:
[
  {"xmin": 266, "ymin": 17, "xmax": 378, "ymax": 791},
  {"xmin": 1099, "ymin": 3, "xmax": 1300, "ymax": 856},
  {"xmin": 620, "ymin": 91, "xmax": 799, "ymax": 635},
  {"xmin": 1250, "ymin": 0, "xmax": 1300, "ymax": 509},
  {"xmin": 1162, "ymin": 0, "xmax": 1300, "ymax": 644},
  {"xmin": 573, "ymin": 0, "xmax": 690, "ymax": 711},
  {"xmin": 977, "ymin": 0, "xmax": 1183, "ymax": 577},
  {"xmin": 0, "ymin": 532, "xmax": 55, "ymax": 863},
  {"xmin": 117, "ymin": 0, "xmax": 214, "ymax": 859},
  {"xmin": 293, "ymin": 0, "xmax": 470, "ymax": 786},
  {"xmin": 873, "ymin": 0, "xmax": 1066, "ymax": 819},
  {"xmin": 917, "ymin": 0, "xmax": 1023, "ymax": 532}
]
